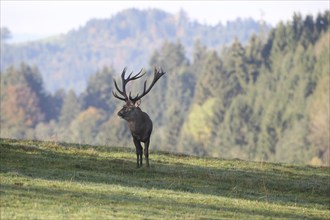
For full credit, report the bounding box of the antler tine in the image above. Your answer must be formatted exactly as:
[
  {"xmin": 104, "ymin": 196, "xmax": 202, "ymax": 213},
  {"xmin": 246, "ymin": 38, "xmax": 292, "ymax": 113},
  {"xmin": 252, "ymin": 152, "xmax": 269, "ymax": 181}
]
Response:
[
  {"xmin": 129, "ymin": 67, "xmax": 166, "ymax": 102},
  {"xmin": 113, "ymin": 75, "xmax": 128, "ymax": 98},
  {"xmin": 127, "ymin": 68, "xmax": 145, "ymax": 80},
  {"xmin": 112, "ymin": 67, "xmax": 129, "ymax": 101},
  {"xmin": 121, "ymin": 67, "xmax": 127, "ymax": 79},
  {"xmin": 113, "ymin": 79, "xmax": 123, "ymax": 96},
  {"xmin": 112, "ymin": 91, "xmax": 126, "ymax": 101},
  {"xmin": 113, "ymin": 67, "xmax": 147, "ymax": 102}
]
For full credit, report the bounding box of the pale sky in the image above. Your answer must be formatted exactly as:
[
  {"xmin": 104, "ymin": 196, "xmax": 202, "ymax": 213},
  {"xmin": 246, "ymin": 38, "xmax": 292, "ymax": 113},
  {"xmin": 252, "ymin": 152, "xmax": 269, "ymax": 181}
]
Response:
[{"xmin": 1, "ymin": 1, "xmax": 329, "ymax": 38}]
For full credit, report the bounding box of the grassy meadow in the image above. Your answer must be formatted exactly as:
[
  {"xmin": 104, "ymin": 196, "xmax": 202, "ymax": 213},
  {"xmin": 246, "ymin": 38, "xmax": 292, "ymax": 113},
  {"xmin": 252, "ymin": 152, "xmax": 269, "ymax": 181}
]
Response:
[{"xmin": 0, "ymin": 138, "xmax": 329, "ymax": 219}]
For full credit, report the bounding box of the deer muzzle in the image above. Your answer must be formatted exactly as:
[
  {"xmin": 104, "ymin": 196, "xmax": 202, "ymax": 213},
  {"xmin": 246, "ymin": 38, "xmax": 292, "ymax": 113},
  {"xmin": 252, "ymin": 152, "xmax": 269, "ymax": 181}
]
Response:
[{"xmin": 117, "ymin": 110, "xmax": 124, "ymax": 118}]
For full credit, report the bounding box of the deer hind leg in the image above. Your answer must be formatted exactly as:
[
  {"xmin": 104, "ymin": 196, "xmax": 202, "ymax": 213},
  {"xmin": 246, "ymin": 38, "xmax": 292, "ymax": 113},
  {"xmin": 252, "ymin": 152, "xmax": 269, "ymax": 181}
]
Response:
[
  {"xmin": 144, "ymin": 139, "xmax": 150, "ymax": 168},
  {"xmin": 133, "ymin": 138, "xmax": 143, "ymax": 168}
]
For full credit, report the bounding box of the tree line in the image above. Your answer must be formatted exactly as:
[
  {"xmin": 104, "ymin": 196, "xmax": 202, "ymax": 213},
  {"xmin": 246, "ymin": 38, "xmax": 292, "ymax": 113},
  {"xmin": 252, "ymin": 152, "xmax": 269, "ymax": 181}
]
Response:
[{"xmin": 1, "ymin": 11, "xmax": 329, "ymax": 165}]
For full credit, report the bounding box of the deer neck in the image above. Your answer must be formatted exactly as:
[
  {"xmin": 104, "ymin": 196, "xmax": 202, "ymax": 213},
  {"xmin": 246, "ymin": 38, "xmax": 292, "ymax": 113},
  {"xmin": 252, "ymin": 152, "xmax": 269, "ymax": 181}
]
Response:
[{"xmin": 125, "ymin": 107, "xmax": 143, "ymax": 123}]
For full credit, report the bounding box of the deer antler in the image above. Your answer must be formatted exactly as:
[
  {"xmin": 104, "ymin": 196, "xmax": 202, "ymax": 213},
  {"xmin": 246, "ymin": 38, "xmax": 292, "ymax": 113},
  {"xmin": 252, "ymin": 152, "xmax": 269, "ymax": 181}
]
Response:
[
  {"xmin": 112, "ymin": 67, "xmax": 145, "ymax": 102},
  {"xmin": 129, "ymin": 67, "xmax": 166, "ymax": 103}
]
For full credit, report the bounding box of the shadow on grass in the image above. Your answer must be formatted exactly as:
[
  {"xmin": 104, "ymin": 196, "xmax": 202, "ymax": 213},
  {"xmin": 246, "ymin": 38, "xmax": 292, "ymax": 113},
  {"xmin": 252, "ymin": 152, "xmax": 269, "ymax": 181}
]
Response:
[
  {"xmin": 1, "ymin": 139, "xmax": 329, "ymax": 217},
  {"xmin": 0, "ymin": 183, "xmax": 320, "ymax": 219}
]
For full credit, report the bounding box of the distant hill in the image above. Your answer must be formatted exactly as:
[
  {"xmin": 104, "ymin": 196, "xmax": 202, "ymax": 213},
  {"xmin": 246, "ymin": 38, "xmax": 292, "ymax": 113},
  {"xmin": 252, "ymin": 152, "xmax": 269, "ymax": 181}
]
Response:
[{"xmin": 1, "ymin": 8, "xmax": 269, "ymax": 93}]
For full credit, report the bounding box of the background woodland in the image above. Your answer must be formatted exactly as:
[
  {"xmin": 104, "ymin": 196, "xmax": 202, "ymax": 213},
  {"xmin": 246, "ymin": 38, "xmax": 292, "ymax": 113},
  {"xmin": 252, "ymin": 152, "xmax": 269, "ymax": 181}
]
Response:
[{"xmin": 1, "ymin": 9, "xmax": 329, "ymax": 166}]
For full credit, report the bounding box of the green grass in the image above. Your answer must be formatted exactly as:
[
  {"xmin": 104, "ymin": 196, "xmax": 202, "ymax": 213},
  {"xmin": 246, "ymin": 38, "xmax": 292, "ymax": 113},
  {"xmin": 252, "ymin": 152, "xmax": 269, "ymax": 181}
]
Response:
[{"xmin": 0, "ymin": 138, "xmax": 329, "ymax": 219}]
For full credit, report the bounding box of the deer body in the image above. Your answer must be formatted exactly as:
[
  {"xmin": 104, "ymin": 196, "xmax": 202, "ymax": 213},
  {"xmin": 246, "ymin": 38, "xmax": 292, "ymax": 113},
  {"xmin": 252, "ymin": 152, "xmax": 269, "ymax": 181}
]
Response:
[
  {"xmin": 126, "ymin": 110, "xmax": 152, "ymax": 142},
  {"xmin": 113, "ymin": 68, "xmax": 165, "ymax": 168}
]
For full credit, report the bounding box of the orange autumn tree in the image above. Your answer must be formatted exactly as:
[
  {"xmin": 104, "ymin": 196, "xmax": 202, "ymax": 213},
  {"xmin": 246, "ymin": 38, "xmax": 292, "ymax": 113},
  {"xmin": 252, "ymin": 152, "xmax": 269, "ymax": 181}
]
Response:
[
  {"xmin": 1, "ymin": 85, "xmax": 44, "ymax": 138},
  {"xmin": 1, "ymin": 64, "xmax": 45, "ymax": 138}
]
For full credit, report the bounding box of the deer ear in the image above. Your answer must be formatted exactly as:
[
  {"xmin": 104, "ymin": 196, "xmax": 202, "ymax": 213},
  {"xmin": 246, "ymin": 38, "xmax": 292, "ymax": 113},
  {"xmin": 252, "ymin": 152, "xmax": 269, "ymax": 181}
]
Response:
[{"xmin": 135, "ymin": 99, "xmax": 141, "ymax": 107}]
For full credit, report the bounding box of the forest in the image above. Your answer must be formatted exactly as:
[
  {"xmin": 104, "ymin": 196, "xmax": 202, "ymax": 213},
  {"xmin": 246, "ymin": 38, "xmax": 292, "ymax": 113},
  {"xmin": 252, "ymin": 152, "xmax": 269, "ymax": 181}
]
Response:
[{"xmin": 1, "ymin": 11, "xmax": 329, "ymax": 166}]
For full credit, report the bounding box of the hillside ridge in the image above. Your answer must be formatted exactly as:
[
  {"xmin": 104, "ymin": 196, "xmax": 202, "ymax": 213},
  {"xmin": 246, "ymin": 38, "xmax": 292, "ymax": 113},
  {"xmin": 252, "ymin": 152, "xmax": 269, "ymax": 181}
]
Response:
[{"xmin": 1, "ymin": 8, "xmax": 267, "ymax": 93}]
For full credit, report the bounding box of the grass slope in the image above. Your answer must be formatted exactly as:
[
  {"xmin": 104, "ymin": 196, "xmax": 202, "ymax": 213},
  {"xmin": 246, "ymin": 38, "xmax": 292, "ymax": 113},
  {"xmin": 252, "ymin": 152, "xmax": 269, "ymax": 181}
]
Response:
[{"xmin": 0, "ymin": 138, "xmax": 329, "ymax": 219}]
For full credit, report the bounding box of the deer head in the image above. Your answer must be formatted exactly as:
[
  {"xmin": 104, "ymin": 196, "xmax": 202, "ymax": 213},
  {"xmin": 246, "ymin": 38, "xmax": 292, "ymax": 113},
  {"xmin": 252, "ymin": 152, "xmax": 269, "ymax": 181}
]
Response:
[{"xmin": 112, "ymin": 67, "xmax": 166, "ymax": 120}]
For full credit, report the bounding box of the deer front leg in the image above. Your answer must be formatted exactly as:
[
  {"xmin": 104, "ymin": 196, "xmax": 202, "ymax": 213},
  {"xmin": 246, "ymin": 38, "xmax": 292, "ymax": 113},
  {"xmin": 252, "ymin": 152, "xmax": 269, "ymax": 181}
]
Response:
[
  {"xmin": 144, "ymin": 139, "xmax": 150, "ymax": 168},
  {"xmin": 133, "ymin": 138, "xmax": 143, "ymax": 168}
]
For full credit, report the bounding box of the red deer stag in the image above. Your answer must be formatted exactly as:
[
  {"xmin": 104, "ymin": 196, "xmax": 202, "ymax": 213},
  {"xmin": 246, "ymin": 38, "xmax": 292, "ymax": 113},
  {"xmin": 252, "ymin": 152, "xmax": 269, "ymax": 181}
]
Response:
[{"xmin": 112, "ymin": 67, "xmax": 166, "ymax": 168}]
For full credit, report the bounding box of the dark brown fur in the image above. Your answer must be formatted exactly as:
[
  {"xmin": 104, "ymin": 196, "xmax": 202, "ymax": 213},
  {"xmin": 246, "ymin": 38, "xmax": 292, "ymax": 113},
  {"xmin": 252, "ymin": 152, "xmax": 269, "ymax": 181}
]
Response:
[{"xmin": 113, "ymin": 68, "xmax": 165, "ymax": 168}]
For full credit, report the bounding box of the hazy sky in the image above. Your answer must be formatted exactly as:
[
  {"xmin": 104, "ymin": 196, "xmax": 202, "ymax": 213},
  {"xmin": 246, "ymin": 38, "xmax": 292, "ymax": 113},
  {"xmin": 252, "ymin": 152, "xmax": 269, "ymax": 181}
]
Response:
[{"xmin": 1, "ymin": 1, "xmax": 329, "ymax": 37}]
